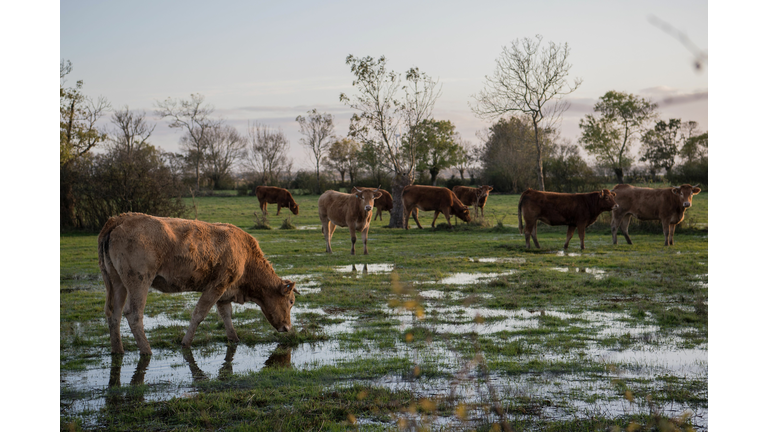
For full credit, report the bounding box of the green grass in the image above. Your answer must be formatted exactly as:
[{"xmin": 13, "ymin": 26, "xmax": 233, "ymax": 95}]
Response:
[{"xmin": 60, "ymin": 191, "xmax": 707, "ymax": 431}]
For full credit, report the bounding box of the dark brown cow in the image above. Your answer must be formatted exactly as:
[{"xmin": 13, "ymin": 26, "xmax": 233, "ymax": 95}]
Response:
[
  {"xmin": 318, "ymin": 187, "xmax": 382, "ymax": 255},
  {"xmin": 255, "ymin": 186, "xmax": 299, "ymax": 216},
  {"xmin": 611, "ymin": 184, "xmax": 702, "ymax": 246},
  {"xmin": 453, "ymin": 185, "xmax": 494, "ymax": 217},
  {"xmin": 372, "ymin": 189, "xmax": 393, "ymax": 221},
  {"xmin": 98, "ymin": 213, "xmax": 297, "ymax": 355},
  {"xmin": 402, "ymin": 185, "xmax": 472, "ymax": 229},
  {"xmin": 518, "ymin": 188, "xmax": 618, "ymax": 250}
]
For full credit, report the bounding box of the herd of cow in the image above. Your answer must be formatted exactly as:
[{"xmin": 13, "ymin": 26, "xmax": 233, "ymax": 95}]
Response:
[{"xmin": 98, "ymin": 183, "xmax": 702, "ymax": 354}]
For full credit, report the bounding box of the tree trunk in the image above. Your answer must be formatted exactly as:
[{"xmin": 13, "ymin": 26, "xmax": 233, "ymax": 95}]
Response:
[
  {"xmin": 614, "ymin": 167, "xmax": 624, "ymax": 184},
  {"xmin": 430, "ymin": 168, "xmax": 439, "ymax": 186},
  {"xmin": 388, "ymin": 171, "xmax": 413, "ymax": 228},
  {"xmin": 533, "ymin": 120, "xmax": 545, "ymax": 191},
  {"xmin": 459, "ymin": 169, "xmax": 465, "ymax": 181},
  {"xmin": 60, "ymin": 163, "xmax": 78, "ymax": 228}
]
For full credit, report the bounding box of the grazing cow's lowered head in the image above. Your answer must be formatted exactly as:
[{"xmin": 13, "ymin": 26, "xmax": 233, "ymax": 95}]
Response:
[
  {"xmin": 256, "ymin": 279, "xmax": 297, "ymax": 333},
  {"xmin": 672, "ymin": 184, "xmax": 702, "ymax": 208},
  {"xmin": 289, "ymin": 201, "xmax": 300, "ymax": 215},
  {"xmin": 453, "ymin": 199, "xmax": 472, "ymax": 223},
  {"xmin": 353, "ymin": 187, "xmax": 383, "ymax": 214},
  {"xmin": 599, "ymin": 189, "xmax": 619, "ymax": 211}
]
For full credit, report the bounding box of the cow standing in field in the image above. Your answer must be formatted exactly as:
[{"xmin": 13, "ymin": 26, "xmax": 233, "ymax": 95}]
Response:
[
  {"xmin": 402, "ymin": 185, "xmax": 472, "ymax": 229},
  {"xmin": 255, "ymin": 186, "xmax": 299, "ymax": 216},
  {"xmin": 373, "ymin": 189, "xmax": 393, "ymax": 221},
  {"xmin": 98, "ymin": 213, "xmax": 297, "ymax": 355},
  {"xmin": 610, "ymin": 183, "xmax": 702, "ymax": 246},
  {"xmin": 453, "ymin": 185, "xmax": 494, "ymax": 217},
  {"xmin": 518, "ymin": 188, "xmax": 618, "ymax": 250},
  {"xmin": 318, "ymin": 187, "xmax": 382, "ymax": 255}
]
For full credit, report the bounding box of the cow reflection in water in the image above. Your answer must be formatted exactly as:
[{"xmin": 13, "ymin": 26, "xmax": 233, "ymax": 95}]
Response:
[{"xmin": 106, "ymin": 354, "xmax": 151, "ymax": 407}]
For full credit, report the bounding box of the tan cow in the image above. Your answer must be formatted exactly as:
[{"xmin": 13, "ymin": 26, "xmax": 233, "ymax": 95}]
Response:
[
  {"xmin": 452, "ymin": 185, "xmax": 494, "ymax": 217},
  {"xmin": 318, "ymin": 187, "xmax": 382, "ymax": 255},
  {"xmin": 611, "ymin": 183, "xmax": 702, "ymax": 246},
  {"xmin": 402, "ymin": 185, "xmax": 472, "ymax": 229},
  {"xmin": 518, "ymin": 188, "xmax": 618, "ymax": 249},
  {"xmin": 373, "ymin": 189, "xmax": 393, "ymax": 221},
  {"xmin": 98, "ymin": 212, "xmax": 297, "ymax": 355},
  {"xmin": 255, "ymin": 186, "xmax": 299, "ymax": 216}
]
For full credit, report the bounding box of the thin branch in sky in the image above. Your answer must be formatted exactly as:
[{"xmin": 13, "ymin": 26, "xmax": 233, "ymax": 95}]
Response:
[{"xmin": 648, "ymin": 14, "xmax": 708, "ymax": 71}]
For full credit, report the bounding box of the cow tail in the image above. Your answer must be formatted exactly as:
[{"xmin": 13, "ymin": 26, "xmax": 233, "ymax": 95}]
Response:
[
  {"xmin": 98, "ymin": 216, "xmax": 121, "ymax": 318},
  {"xmin": 517, "ymin": 193, "xmax": 526, "ymax": 234}
]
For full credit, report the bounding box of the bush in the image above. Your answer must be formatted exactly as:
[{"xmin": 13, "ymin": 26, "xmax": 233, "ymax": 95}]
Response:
[
  {"xmin": 666, "ymin": 158, "xmax": 708, "ymax": 187},
  {"xmin": 280, "ymin": 217, "xmax": 296, "ymax": 230}
]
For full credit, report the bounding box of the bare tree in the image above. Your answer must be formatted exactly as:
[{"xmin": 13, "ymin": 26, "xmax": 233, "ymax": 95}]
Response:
[
  {"xmin": 296, "ymin": 109, "xmax": 335, "ymax": 193},
  {"xmin": 154, "ymin": 94, "xmax": 221, "ymax": 192},
  {"xmin": 341, "ymin": 55, "xmax": 442, "ymax": 227},
  {"xmin": 204, "ymin": 124, "xmax": 247, "ymax": 189},
  {"xmin": 108, "ymin": 106, "xmax": 155, "ymax": 157},
  {"xmin": 472, "ymin": 35, "xmax": 582, "ymax": 190},
  {"xmin": 245, "ymin": 122, "xmax": 293, "ymax": 186}
]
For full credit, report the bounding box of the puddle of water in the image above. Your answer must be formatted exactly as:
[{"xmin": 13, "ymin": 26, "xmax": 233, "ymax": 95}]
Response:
[
  {"xmin": 549, "ymin": 267, "xmax": 606, "ymax": 280},
  {"xmin": 470, "ymin": 257, "xmax": 526, "ymax": 264},
  {"xmin": 422, "ymin": 271, "xmax": 517, "ymax": 286},
  {"xmin": 297, "ymin": 225, "xmax": 320, "ymax": 230},
  {"xmin": 335, "ymin": 264, "xmax": 394, "ymax": 274},
  {"xmin": 281, "ymin": 274, "xmax": 322, "ymax": 294},
  {"xmin": 554, "ymin": 251, "xmax": 582, "ymax": 257}
]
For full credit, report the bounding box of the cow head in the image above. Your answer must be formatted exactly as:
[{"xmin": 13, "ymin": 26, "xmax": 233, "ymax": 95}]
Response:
[
  {"xmin": 599, "ymin": 189, "xmax": 619, "ymax": 211},
  {"xmin": 476, "ymin": 185, "xmax": 493, "ymax": 201},
  {"xmin": 352, "ymin": 186, "xmax": 382, "ymax": 214},
  {"xmin": 289, "ymin": 201, "xmax": 299, "ymax": 215},
  {"xmin": 453, "ymin": 200, "xmax": 472, "ymax": 223},
  {"xmin": 260, "ymin": 279, "xmax": 297, "ymax": 333},
  {"xmin": 671, "ymin": 184, "xmax": 702, "ymax": 208}
]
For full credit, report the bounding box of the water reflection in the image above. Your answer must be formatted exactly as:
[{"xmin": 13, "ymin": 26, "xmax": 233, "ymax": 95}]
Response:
[
  {"xmin": 264, "ymin": 344, "xmax": 293, "ymax": 369},
  {"xmin": 106, "ymin": 354, "xmax": 151, "ymax": 408}
]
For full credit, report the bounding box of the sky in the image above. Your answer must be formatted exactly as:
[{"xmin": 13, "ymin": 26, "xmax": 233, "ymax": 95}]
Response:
[{"xmin": 60, "ymin": 0, "xmax": 708, "ymax": 171}]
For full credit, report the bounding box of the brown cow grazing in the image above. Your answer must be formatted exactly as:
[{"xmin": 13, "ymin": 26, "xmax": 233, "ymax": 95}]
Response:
[
  {"xmin": 98, "ymin": 213, "xmax": 297, "ymax": 355},
  {"xmin": 402, "ymin": 185, "xmax": 472, "ymax": 229},
  {"xmin": 611, "ymin": 183, "xmax": 702, "ymax": 246},
  {"xmin": 453, "ymin": 185, "xmax": 494, "ymax": 217},
  {"xmin": 318, "ymin": 187, "xmax": 382, "ymax": 255},
  {"xmin": 518, "ymin": 188, "xmax": 618, "ymax": 250},
  {"xmin": 373, "ymin": 189, "xmax": 393, "ymax": 221},
  {"xmin": 255, "ymin": 186, "xmax": 299, "ymax": 216}
]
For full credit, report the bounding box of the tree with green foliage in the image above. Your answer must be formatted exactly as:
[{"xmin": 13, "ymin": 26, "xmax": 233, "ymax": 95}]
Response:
[
  {"xmin": 341, "ymin": 55, "xmax": 441, "ymax": 227},
  {"xmin": 60, "ymin": 59, "xmax": 111, "ymax": 228},
  {"xmin": 479, "ymin": 115, "xmax": 547, "ymax": 193},
  {"xmin": 579, "ymin": 91, "xmax": 657, "ymax": 184},
  {"xmin": 407, "ymin": 119, "xmax": 462, "ymax": 185},
  {"xmin": 324, "ymin": 138, "xmax": 361, "ymax": 186},
  {"xmin": 472, "ymin": 35, "xmax": 581, "ymax": 190},
  {"xmin": 640, "ymin": 118, "xmax": 683, "ymax": 179}
]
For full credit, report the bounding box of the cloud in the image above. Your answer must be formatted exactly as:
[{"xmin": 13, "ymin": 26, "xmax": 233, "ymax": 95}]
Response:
[{"xmin": 638, "ymin": 87, "xmax": 708, "ymax": 107}]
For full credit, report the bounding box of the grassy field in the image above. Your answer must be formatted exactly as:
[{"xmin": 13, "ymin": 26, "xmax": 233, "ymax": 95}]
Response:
[{"xmin": 60, "ymin": 191, "xmax": 708, "ymax": 431}]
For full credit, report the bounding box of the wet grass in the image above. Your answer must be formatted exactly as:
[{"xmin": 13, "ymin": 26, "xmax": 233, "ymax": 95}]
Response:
[{"xmin": 60, "ymin": 192, "xmax": 707, "ymax": 431}]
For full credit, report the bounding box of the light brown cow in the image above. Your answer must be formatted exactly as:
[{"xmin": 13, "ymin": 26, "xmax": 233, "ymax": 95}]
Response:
[
  {"xmin": 402, "ymin": 185, "xmax": 472, "ymax": 229},
  {"xmin": 98, "ymin": 212, "xmax": 297, "ymax": 355},
  {"xmin": 255, "ymin": 186, "xmax": 299, "ymax": 216},
  {"xmin": 452, "ymin": 185, "xmax": 494, "ymax": 217},
  {"xmin": 318, "ymin": 187, "xmax": 382, "ymax": 255},
  {"xmin": 611, "ymin": 183, "xmax": 702, "ymax": 246},
  {"xmin": 373, "ymin": 189, "xmax": 393, "ymax": 221},
  {"xmin": 518, "ymin": 188, "xmax": 618, "ymax": 249}
]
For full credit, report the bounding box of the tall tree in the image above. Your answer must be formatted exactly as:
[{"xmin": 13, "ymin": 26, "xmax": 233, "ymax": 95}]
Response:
[
  {"xmin": 408, "ymin": 119, "xmax": 462, "ymax": 185},
  {"xmin": 341, "ymin": 55, "xmax": 441, "ymax": 227},
  {"xmin": 640, "ymin": 118, "xmax": 683, "ymax": 179},
  {"xmin": 204, "ymin": 124, "xmax": 247, "ymax": 189},
  {"xmin": 244, "ymin": 122, "xmax": 293, "ymax": 186},
  {"xmin": 155, "ymin": 94, "xmax": 221, "ymax": 192},
  {"xmin": 454, "ymin": 137, "xmax": 476, "ymax": 181},
  {"xmin": 324, "ymin": 138, "xmax": 361, "ymax": 186},
  {"xmin": 472, "ymin": 35, "xmax": 582, "ymax": 190},
  {"xmin": 578, "ymin": 91, "xmax": 657, "ymax": 184},
  {"xmin": 60, "ymin": 59, "xmax": 110, "ymax": 228},
  {"xmin": 680, "ymin": 131, "xmax": 708, "ymax": 163},
  {"xmin": 296, "ymin": 109, "xmax": 335, "ymax": 193}
]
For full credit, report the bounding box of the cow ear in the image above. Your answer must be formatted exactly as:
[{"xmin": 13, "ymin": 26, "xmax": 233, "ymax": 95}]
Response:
[
  {"xmin": 672, "ymin": 187, "xmax": 681, "ymax": 195},
  {"xmin": 281, "ymin": 280, "xmax": 295, "ymax": 296},
  {"xmin": 488, "ymin": 186, "xmax": 493, "ymax": 191},
  {"xmin": 692, "ymin": 187, "xmax": 701, "ymax": 194},
  {"xmin": 373, "ymin": 192, "xmax": 382, "ymax": 199}
]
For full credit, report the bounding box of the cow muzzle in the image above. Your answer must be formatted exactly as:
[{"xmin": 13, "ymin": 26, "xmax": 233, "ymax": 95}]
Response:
[
  {"xmin": 612, "ymin": 204, "xmax": 619, "ymax": 210},
  {"xmin": 277, "ymin": 324, "xmax": 292, "ymax": 332},
  {"xmin": 364, "ymin": 205, "xmax": 372, "ymax": 212},
  {"xmin": 683, "ymin": 202, "xmax": 691, "ymax": 208}
]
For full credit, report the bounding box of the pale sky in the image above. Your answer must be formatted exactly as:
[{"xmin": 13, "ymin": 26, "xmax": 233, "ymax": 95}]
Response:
[{"xmin": 60, "ymin": 0, "xmax": 707, "ymax": 171}]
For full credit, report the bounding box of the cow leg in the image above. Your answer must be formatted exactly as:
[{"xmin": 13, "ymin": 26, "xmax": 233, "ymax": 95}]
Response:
[
  {"xmin": 216, "ymin": 301, "xmax": 239, "ymax": 343},
  {"xmin": 276, "ymin": 204, "xmax": 281, "ymax": 216},
  {"xmin": 261, "ymin": 202, "xmax": 268, "ymax": 216},
  {"xmin": 431, "ymin": 211, "xmax": 441, "ymax": 228},
  {"xmin": 564, "ymin": 226, "xmax": 576, "ymax": 249},
  {"xmin": 182, "ymin": 288, "xmax": 227, "ymax": 348},
  {"xmin": 442, "ymin": 209, "xmax": 453, "ymax": 228},
  {"xmin": 323, "ymin": 221, "xmax": 336, "ymax": 253},
  {"xmin": 349, "ymin": 226, "xmax": 357, "ymax": 255},
  {"xmin": 619, "ymin": 214, "xmax": 633, "ymax": 245},
  {"xmin": 662, "ymin": 221, "xmax": 671, "ymax": 246},
  {"xmin": 669, "ymin": 223, "xmax": 677, "ymax": 245},
  {"xmin": 374, "ymin": 208, "xmax": 381, "ymax": 221},
  {"xmin": 123, "ymin": 276, "xmax": 152, "ymax": 356},
  {"xmin": 412, "ymin": 209, "xmax": 424, "ymax": 229},
  {"xmin": 105, "ymin": 273, "xmax": 128, "ymax": 354},
  {"xmin": 577, "ymin": 224, "xmax": 586, "ymax": 250},
  {"xmin": 362, "ymin": 226, "xmax": 370, "ymax": 255},
  {"xmin": 531, "ymin": 221, "xmax": 541, "ymax": 248},
  {"xmin": 610, "ymin": 210, "xmax": 621, "ymax": 245},
  {"xmin": 480, "ymin": 206, "xmax": 485, "ymax": 218}
]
